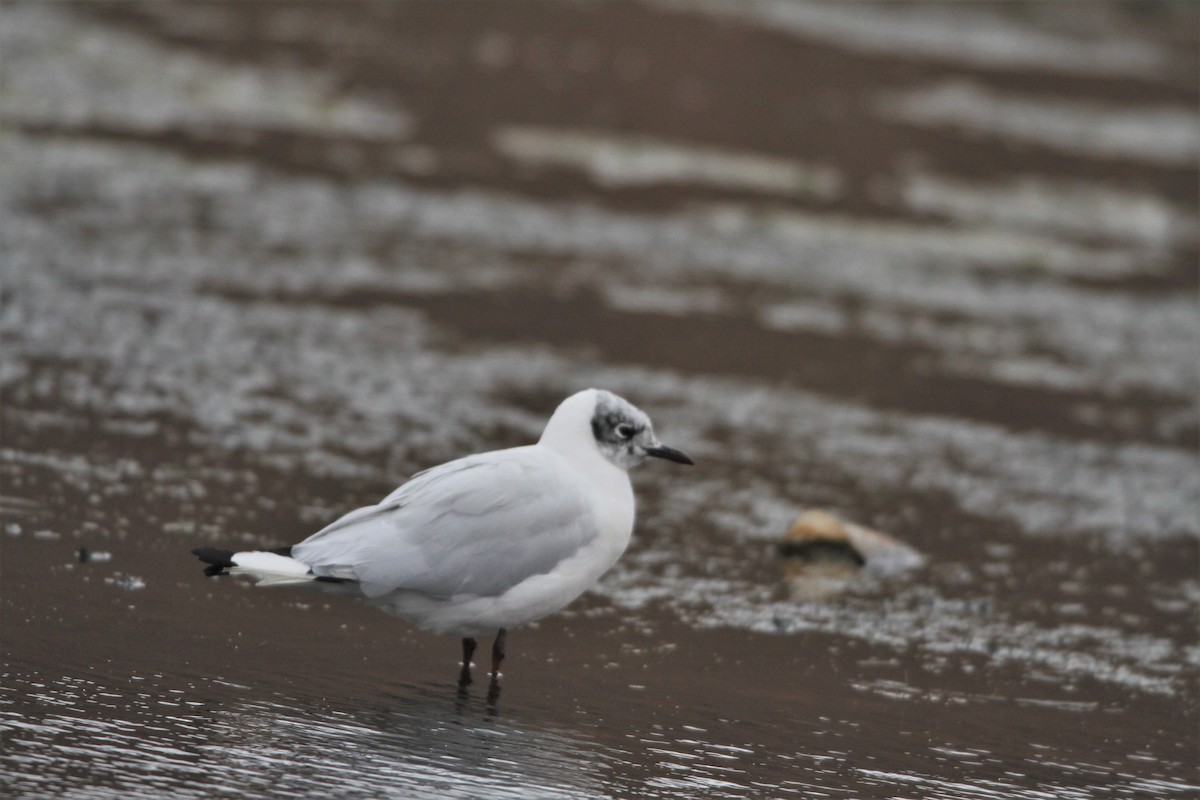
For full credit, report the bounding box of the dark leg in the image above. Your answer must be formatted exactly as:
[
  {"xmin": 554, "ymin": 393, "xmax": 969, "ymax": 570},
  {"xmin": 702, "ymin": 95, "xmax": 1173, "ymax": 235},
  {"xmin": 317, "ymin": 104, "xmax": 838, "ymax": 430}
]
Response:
[
  {"xmin": 459, "ymin": 637, "xmax": 477, "ymax": 686},
  {"xmin": 490, "ymin": 628, "xmax": 507, "ymax": 676}
]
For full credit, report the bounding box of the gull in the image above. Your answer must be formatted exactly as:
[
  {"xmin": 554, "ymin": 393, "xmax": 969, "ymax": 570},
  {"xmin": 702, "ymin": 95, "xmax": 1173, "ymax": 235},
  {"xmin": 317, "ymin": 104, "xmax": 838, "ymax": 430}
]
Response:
[{"xmin": 192, "ymin": 388, "xmax": 692, "ymax": 686}]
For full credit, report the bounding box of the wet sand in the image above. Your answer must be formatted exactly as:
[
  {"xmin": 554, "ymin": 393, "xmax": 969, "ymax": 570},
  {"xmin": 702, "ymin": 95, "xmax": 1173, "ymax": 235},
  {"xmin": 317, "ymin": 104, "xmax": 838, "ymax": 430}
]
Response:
[{"xmin": 2, "ymin": 2, "xmax": 1198, "ymax": 798}]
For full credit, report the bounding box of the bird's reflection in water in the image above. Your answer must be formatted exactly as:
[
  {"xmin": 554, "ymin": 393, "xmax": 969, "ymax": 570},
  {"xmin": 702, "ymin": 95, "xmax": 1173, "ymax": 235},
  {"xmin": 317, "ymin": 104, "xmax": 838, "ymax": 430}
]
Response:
[
  {"xmin": 198, "ymin": 684, "xmax": 605, "ymax": 799},
  {"xmin": 455, "ymin": 673, "xmax": 502, "ymax": 716}
]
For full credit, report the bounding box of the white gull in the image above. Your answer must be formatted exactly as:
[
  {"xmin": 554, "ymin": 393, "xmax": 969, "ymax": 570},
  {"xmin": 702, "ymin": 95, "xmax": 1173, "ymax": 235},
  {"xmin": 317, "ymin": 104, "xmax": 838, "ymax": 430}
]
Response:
[{"xmin": 193, "ymin": 388, "xmax": 692, "ymax": 685}]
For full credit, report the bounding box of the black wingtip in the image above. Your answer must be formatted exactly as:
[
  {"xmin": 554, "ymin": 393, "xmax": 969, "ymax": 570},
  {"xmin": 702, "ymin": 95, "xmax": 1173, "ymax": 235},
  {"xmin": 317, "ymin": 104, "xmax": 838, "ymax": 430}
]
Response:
[{"xmin": 191, "ymin": 546, "xmax": 236, "ymax": 576}]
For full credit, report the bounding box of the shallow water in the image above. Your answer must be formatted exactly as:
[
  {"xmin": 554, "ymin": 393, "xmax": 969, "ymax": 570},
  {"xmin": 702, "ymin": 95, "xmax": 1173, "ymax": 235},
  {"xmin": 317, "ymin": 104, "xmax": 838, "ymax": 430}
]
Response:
[{"xmin": 2, "ymin": 2, "xmax": 1198, "ymax": 798}]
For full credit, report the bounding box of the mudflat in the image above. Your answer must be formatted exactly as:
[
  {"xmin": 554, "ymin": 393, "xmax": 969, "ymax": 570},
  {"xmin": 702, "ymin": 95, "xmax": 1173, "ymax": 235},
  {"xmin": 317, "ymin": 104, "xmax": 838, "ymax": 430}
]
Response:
[{"xmin": 2, "ymin": 3, "xmax": 1197, "ymax": 798}]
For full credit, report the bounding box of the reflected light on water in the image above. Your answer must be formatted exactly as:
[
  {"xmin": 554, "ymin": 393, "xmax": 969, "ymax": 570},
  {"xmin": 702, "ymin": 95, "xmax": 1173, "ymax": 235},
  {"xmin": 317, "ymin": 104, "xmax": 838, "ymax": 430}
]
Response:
[
  {"xmin": 1, "ymin": 670, "xmax": 607, "ymax": 800},
  {"xmin": 3, "ymin": 661, "xmax": 1198, "ymax": 800}
]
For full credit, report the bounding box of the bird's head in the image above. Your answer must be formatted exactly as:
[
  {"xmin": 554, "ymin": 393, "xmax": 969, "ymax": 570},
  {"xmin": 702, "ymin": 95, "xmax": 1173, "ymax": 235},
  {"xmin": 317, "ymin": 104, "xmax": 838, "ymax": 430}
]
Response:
[{"xmin": 540, "ymin": 389, "xmax": 693, "ymax": 471}]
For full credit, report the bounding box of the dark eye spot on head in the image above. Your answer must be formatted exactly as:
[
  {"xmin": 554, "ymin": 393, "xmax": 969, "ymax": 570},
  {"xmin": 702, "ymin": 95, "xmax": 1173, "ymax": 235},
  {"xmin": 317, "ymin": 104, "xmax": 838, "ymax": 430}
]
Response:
[{"xmin": 591, "ymin": 391, "xmax": 651, "ymax": 449}]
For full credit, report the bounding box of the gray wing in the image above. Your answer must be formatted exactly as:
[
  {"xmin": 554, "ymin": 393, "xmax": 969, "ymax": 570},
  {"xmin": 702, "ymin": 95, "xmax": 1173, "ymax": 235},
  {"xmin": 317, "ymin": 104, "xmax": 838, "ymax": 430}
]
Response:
[{"xmin": 291, "ymin": 448, "xmax": 599, "ymax": 599}]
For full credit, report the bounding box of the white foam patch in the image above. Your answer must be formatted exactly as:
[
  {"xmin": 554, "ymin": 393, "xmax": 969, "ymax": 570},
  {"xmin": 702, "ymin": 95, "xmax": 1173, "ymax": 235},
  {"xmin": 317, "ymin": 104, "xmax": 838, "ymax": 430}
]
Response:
[
  {"xmin": 898, "ymin": 172, "xmax": 1197, "ymax": 248},
  {"xmin": 0, "ymin": 4, "xmax": 413, "ymax": 138},
  {"xmin": 493, "ymin": 125, "xmax": 842, "ymax": 199},
  {"xmin": 878, "ymin": 81, "xmax": 1200, "ymax": 165},
  {"xmin": 660, "ymin": 0, "xmax": 1169, "ymax": 78}
]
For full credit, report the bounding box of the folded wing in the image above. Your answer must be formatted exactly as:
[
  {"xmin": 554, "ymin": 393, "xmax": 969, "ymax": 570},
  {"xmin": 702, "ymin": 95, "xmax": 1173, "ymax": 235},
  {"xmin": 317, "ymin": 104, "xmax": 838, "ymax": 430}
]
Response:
[{"xmin": 291, "ymin": 447, "xmax": 598, "ymax": 599}]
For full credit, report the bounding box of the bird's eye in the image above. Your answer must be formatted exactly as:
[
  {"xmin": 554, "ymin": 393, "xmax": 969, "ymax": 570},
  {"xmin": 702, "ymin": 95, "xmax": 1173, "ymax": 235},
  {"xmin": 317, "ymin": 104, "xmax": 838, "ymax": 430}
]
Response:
[{"xmin": 616, "ymin": 424, "xmax": 636, "ymax": 439}]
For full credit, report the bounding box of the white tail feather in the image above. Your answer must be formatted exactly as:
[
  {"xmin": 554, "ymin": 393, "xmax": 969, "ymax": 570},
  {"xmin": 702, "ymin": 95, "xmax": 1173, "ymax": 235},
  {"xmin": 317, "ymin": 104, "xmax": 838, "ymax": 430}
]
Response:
[
  {"xmin": 229, "ymin": 551, "xmax": 314, "ymax": 586},
  {"xmin": 249, "ymin": 574, "xmax": 323, "ymax": 588}
]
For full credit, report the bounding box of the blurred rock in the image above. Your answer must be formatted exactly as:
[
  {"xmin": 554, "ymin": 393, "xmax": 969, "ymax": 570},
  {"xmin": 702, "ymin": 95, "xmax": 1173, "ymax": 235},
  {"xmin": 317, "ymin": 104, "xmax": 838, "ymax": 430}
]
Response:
[{"xmin": 779, "ymin": 510, "xmax": 924, "ymax": 599}]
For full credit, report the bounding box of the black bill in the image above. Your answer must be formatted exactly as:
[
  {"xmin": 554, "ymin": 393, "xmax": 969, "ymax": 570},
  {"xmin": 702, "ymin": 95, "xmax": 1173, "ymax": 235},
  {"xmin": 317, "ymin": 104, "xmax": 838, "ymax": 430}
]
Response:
[{"xmin": 645, "ymin": 444, "xmax": 694, "ymax": 465}]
